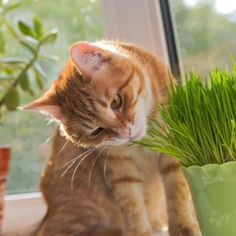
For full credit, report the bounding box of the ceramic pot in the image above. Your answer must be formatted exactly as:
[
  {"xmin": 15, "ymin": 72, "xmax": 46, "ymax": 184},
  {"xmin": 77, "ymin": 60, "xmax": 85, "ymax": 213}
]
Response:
[
  {"xmin": 0, "ymin": 146, "xmax": 11, "ymax": 232},
  {"xmin": 183, "ymin": 162, "xmax": 236, "ymax": 236}
]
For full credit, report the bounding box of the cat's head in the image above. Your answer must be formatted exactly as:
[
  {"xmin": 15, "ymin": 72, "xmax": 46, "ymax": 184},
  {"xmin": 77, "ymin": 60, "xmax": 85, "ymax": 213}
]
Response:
[{"xmin": 22, "ymin": 42, "xmax": 151, "ymax": 147}]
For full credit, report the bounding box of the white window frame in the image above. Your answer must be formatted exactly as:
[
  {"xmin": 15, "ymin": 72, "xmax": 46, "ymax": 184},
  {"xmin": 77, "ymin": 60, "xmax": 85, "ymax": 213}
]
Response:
[
  {"xmin": 4, "ymin": 0, "xmax": 170, "ymax": 233},
  {"xmin": 100, "ymin": 0, "xmax": 169, "ymax": 65},
  {"xmin": 4, "ymin": 193, "xmax": 45, "ymax": 233}
]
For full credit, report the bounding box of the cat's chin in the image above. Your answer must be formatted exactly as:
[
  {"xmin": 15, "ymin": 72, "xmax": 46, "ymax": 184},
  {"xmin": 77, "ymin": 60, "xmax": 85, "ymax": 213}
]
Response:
[
  {"xmin": 107, "ymin": 138, "xmax": 130, "ymax": 146},
  {"xmin": 131, "ymin": 128, "xmax": 146, "ymax": 141},
  {"xmin": 107, "ymin": 129, "xmax": 146, "ymax": 146}
]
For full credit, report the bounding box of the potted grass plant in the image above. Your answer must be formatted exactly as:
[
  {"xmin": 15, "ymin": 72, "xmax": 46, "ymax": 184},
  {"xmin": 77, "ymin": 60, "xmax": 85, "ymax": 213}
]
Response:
[{"xmin": 139, "ymin": 64, "xmax": 236, "ymax": 236}]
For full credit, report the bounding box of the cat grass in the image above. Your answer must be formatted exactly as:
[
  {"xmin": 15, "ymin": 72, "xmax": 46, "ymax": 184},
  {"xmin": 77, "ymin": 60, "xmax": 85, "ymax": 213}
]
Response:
[{"xmin": 138, "ymin": 64, "xmax": 236, "ymax": 167}]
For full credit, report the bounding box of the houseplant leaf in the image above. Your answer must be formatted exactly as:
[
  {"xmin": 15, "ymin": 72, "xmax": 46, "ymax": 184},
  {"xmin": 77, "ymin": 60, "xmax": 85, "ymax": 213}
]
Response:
[
  {"xmin": 0, "ymin": 57, "xmax": 26, "ymax": 64},
  {"xmin": 19, "ymin": 73, "xmax": 34, "ymax": 95},
  {"xmin": 41, "ymin": 28, "xmax": 58, "ymax": 44},
  {"xmin": 0, "ymin": 30, "xmax": 5, "ymax": 53},
  {"xmin": 34, "ymin": 69, "xmax": 44, "ymax": 90},
  {"xmin": 4, "ymin": 87, "xmax": 19, "ymax": 110},
  {"xmin": 33, "ymin": 17, "xmax": 43, "ymax": 39},
  {"xmin": 18, "ymin": 21, "xmax": 35, "ymax": 38}
]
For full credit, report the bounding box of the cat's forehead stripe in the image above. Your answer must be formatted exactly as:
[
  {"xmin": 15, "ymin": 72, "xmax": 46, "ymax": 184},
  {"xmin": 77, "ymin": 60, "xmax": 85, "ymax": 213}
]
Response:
[
  {"xmin": 118, "ymin": 67, "xmax": 134, "ymax": 91},
  {"xmin": 96, "ymin": 98, "xmax": 107, "ymax": 108},
  {"xmin": 136, "ymin": 69, "xmax": 145, "ymax": 95},
  {"xmin": 78, "ymin": 89, "xmax": 90, "ymax": 97},
  {"xmin": 79, "ymin": 120, "xmax": 94, "ymax": 130},
  {"xmin": 87, "ymin": 97, "xmax": 97, "ymax": 112},
  {"xmin": 137, "ymin": 86, "xmax": 143, "ymax": 96},
  {"xmin": 129, "ymin": 98, "xmax": 138, "ymax": 108},
  {"xmin": 74, "ymin": 110, "xmax": 94, "ymax": 122}
]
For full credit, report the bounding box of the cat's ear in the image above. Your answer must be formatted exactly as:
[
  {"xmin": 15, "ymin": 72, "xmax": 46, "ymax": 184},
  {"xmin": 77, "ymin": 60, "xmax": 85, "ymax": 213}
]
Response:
[
  {"xmin": 70, "ymin": 42, "xmax": 111, "ymax": 80},
  {"xmin": 20, "ymin": 89, "xmax": 65, "ymax": 123}
]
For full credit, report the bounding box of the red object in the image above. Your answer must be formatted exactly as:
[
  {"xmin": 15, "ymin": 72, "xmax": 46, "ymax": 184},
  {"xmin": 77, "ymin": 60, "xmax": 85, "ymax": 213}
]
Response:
[{"xmin": 0, "ymin": 146, "xmax": 11, "ymax": 232}]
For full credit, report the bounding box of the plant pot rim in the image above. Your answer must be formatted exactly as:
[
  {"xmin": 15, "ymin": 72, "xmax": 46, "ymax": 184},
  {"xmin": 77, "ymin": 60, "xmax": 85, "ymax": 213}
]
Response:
[
  {"xmin": 182, "ymin": 161, "xmax": 236, "ymax": 181},
  {"xmin": 182, "ymin": 161, "xmax": 236, "ymax": 170}
]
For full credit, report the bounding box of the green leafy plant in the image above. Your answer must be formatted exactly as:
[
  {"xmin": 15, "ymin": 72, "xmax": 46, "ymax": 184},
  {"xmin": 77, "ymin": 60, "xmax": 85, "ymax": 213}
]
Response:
[
  {"xmin": 0, "ymin": 0, "xmax": 57, "ymax": 117},
  {"xmin": 139, "ymin": 64, "xmax": 236, "ymax": 167}
]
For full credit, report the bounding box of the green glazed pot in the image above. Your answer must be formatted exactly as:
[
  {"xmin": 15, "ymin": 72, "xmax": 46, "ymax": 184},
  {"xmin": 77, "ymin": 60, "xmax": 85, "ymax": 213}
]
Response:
[{"xmin": 183, "ymin": 162, "xmax": 236, "ymax": 236}]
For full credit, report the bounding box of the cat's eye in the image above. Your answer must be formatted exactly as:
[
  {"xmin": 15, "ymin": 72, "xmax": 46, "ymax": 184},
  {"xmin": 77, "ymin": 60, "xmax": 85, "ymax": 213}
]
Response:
[
  {"xmin": 111, "ymin": 94, "xmax": 122, "ymax": 110},
  {"xmin": 91, "ymin": 127, "xmax": 103, "ymax": 136}
]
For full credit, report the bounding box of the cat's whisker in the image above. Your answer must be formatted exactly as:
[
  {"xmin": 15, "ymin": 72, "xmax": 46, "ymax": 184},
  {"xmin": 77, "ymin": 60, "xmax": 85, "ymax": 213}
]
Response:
[
  {"xmin": 60, "ymin": 146, "xmax": 95, "ymax": 170},
  {"xmin": 70, "ymin": 145, "xmax": 99, "ymax": 190},
  {"xmin": 44, "ymin": 135, "xmax": 54, "ymax": 143},
  {"xmin": 46, "ymin": 119, "xmax": 54, "ymax": 126},
  {"xmin": 57, "ymin": 139, "xmax": 70, "ymax": 157},
  {"xmin": 60, "ymin": 159, "xmax": 77, "ymax": 178},
  {"xmin": 103, "ymin": 146, "xmax": 112, "ymax": 187},
  {"xmin": 88, "ymin": 143, "xmax": 108, "ymax": 185},
  {"xmin": 60, "ymin": 146, "xmax": 97, "ymax": 179}
]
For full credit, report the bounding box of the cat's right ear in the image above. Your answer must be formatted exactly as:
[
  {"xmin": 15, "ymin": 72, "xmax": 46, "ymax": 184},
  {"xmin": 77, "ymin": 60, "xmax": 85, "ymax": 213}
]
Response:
[
  {"xmin": 20, "ymin": 88, "xmax": 65, "ymax": 123},
  {"xmin": 70, "ymin": 42, "xmax": 111, "ymax": 81}
]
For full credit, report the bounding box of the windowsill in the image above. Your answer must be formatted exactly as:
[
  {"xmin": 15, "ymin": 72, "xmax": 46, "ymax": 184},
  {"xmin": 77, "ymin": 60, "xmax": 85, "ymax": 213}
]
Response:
[
  {"xmin": 3, "ymin": 193, "xmax": 169, "ymax": 236},
  {"xmin": 3, "ymin": 193, "xmax": 46, "ymax": 234}
]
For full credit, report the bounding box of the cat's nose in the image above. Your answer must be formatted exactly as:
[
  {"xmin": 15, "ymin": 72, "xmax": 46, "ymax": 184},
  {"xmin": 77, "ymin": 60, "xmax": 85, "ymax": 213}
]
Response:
[
  {"xmin": 122, "ymin": 124, "xmax": 133, "ymax": 139},
  {"xmin": 112, "ymin": 125, "xmax": 132, "ymax": 139},
  {"xmin": 120, "ymin": 127, "xmax": 131, "ymax": 139},
  {"xmin": 128, "ymin": 114, "xmax": 135, "ymax": 125}
]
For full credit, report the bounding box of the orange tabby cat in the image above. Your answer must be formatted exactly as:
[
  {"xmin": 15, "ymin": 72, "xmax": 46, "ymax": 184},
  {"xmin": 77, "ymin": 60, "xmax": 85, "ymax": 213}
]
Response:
[{"xmin": 23, "ymin": 41, "xmax": 201, "ymax": 236}]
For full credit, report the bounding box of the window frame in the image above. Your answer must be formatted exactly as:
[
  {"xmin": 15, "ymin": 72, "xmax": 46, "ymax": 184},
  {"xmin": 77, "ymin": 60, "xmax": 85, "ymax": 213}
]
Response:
[
  {"xmin": 159, "ymin": 0, "xmax": 182, "ymax": 78},
  {"xmin": 4, "ymin": 193, "xmax": 45, "ymax": 233}
]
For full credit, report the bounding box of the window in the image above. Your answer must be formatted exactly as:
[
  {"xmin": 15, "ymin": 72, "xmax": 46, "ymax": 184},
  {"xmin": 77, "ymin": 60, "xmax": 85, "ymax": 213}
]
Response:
[
  {"xmin": 1, "ymin": 0, "xmax": 103, "ymax": 194},
  {"xmin": 3, "ymin": 0, "xmax": 235, "ymax": 233},
  {"xmin": 169, "ymin": 0, "xmax": 236, "ymax": 76}
]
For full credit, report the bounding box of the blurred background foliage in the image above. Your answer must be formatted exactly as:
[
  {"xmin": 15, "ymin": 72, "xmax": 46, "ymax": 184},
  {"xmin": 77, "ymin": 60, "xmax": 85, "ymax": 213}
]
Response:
[
  {"xmin": 171, "ymin": 0, "xmax": 236, "ymax": 75},
  {"xmin": 0, "ymin": 0, "xmax": 58, "ymax": 115},
  {"xmin": 0, "ymin": 0, "xmax": 102, "ymax": 193}
]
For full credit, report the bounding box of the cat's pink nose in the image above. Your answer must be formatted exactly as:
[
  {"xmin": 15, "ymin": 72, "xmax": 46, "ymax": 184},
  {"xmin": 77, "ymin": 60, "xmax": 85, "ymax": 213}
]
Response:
[
  {"xmin": 113, "ymin": 126, "xmax": 132, "ymax": 139},
  {"xmin": 121, "ymin": 128, "xmax": 131, "ymax": 139}
]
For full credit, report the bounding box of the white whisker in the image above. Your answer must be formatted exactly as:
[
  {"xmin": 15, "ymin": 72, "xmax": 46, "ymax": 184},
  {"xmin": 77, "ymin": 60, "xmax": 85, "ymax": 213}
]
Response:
[
  {"xmin": 60, "ymin": 159, "xmax": 76, "ymax": 178},
  {"xmin": 70, "ymin": 146, "xmax": 98, "ymax": 190},
  {"xmin": 44, "ymin": 135, "xmax": 54, "ymax": 143},
  {"xmin": 60, "ymin": 147, "xmax": 95, "ymax": 171},
  {"xmin": 88, "ymin": 143, "xmax": 108, "ymax": 185},
  {"xmin": 57, "ymin": 139, "xmax": 70, "ymax": 157},
  {"xmin": 46, "ymin": 119, "xmax": 54, "ymax": 126},
  {"xmin": 104, "ymin": 147, "xmax": 112, "ymax": 187}
]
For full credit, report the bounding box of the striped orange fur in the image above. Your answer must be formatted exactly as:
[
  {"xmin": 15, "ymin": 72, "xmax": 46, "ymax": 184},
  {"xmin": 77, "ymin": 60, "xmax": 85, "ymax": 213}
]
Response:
[{"xmin": 24, "ymin": 41, "xmax": 201, "ymax": 236}]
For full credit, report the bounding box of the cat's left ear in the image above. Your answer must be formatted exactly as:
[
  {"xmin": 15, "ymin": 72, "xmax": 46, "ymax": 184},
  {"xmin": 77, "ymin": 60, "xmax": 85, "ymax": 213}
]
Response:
[
  {"xmin": 20, "ymin": 88, "xmax": 65, "ymax": 123},
  {"xmin": 70, "ymin": 42, "xmax": 111, "ymax": 80}
]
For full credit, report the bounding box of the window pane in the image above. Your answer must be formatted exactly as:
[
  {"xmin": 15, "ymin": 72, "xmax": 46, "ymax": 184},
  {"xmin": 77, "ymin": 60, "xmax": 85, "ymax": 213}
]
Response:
[
  {"xmin": 0, "ymin": 0, "xmax": 103, "ymax": 194},
  {"xmin": 170, "ymin": 0, "xmax": 236, "ymax": 76}
]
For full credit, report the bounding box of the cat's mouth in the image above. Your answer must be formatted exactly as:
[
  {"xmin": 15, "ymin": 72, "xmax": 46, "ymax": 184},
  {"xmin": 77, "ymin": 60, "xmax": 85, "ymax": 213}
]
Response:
[{"xmin": 101, "ymin": 125, "xmax": 146, "ymax": 146}]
